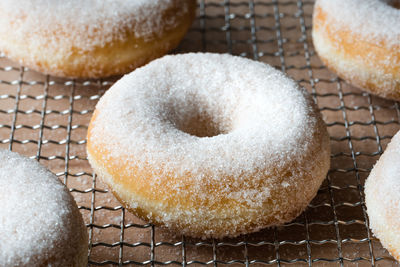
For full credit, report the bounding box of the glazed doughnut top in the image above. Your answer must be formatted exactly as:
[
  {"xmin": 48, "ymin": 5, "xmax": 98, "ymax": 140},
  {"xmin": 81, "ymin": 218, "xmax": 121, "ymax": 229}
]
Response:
[
  {"xmin": 89, "ymin": 53, "xmax": 322, "ymax": 209},
  {"xmin": 0, "ymin": 0, "xmax": 186, "ymax": 51},
  {"xmin": 317, "ymin": 0, "xmax": 400, "ymax": 47},
  {"xmin": 0, "ymin": 150, "xmax": 86, "ymax": 266}
]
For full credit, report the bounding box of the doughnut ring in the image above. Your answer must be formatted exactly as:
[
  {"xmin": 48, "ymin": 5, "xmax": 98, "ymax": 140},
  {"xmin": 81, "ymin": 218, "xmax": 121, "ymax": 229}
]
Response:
[
  {"xmin": 0, "ymin": 0, "xmax": 196, "ymax": 78},
  {"xmin": 312, "ymin": 0, "xmax": 400, "ymax": 100},
  {"xmin": 87, "ymin": 53, "xmax": 331, "ymax": 239},
  {"xmin": 365, "ymin": 131, "xmax": 400, "ymax": 261},
  {"xmin": 0, "ymin": 150, "xmax": 88, "ymax": 266}
]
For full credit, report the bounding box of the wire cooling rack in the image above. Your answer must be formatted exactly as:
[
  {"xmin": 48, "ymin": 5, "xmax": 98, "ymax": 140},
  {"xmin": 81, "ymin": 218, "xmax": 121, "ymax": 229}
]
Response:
[{"xmin": 0, "ymin": 0, "xmax": 399, "ymax": 266}]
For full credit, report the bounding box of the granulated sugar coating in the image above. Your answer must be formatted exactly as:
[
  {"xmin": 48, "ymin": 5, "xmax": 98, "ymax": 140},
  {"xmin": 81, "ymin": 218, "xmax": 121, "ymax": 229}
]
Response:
[
  {"xmin": 365, "ymin": 131, "xmax": 400, "ymax": 261},
  {"xmin": 0, "ymin": 0, "xmax": 178, "ymax": 51},
  {"xmin": 0, "ymin": 0, "xmax": 195, "ymax": 78},
  {"xmin": 87, "ymin": 53, "xmax": 331, "ymax": 239},
  {"xmin": 0, "ymin": 150, "xmax": 88, "ymax": 266},
  {"xmin": 312, "ymin": 0, "xmax": 400, "ymax": 101},
  {"xmin": 316, "ymin": 0, "xmax": 400, "ymax": 47}
]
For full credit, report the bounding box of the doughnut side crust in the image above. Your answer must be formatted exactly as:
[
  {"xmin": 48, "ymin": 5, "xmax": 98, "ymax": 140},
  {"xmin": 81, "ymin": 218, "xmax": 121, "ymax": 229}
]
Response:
[
  {"xmin": 0, "ymin": 0, "xmax": 196, "ymax": 78},
  {"xmin": 312, "ymin": 1, "xmax": 400, "ymax": 100},
  {"xmin": 365, "ymin": 132, "xmax": 400, "ymax": 261},
  {"xmin": 87, "ymin": 110, "xmax": 330, "ymax": 239}
]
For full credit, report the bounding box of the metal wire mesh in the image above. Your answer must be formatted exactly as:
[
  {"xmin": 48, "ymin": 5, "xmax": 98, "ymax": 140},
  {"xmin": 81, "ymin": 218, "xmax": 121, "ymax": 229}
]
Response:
[{"xmin": 0, "ymin": 0, "xmax": 399, "ymax": 266}]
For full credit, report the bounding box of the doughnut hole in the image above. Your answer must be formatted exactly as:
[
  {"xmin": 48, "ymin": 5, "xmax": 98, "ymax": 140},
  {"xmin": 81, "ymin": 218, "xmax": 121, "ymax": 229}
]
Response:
[
  {"xmin": 164, "ymin": 100, "xmax": 234, "ymax": 138},
  {"xmin": 170, "ymin": 111, "xmax": 224, "ymax": 137}
]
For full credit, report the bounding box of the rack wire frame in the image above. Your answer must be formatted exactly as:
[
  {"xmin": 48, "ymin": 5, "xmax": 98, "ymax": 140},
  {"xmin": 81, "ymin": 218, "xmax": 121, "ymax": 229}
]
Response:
[{"xmin": 0, "ymin": 0, "xmax": 399, "ymax": 266}]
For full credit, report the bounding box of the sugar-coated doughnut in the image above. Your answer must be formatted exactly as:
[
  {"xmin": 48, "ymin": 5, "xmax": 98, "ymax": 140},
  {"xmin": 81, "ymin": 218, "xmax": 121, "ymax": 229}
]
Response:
[
  {"xmin": 0, "ymin": 0, "xmax": 196, "ymax": 78},
  {"xmin": 87, "ymin": 53, "xmax": 331, "ymax": 239},
  {"xmin": 312, "ymin": 0, "xmax": 400, "ymax": 100},
  {"xmin": 365, "ymin": 131, "xmax": 400, "ymax": 261},
  {"xmin": 0, "ymin": 150, "xmax": 88, "ymax": 266}
]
